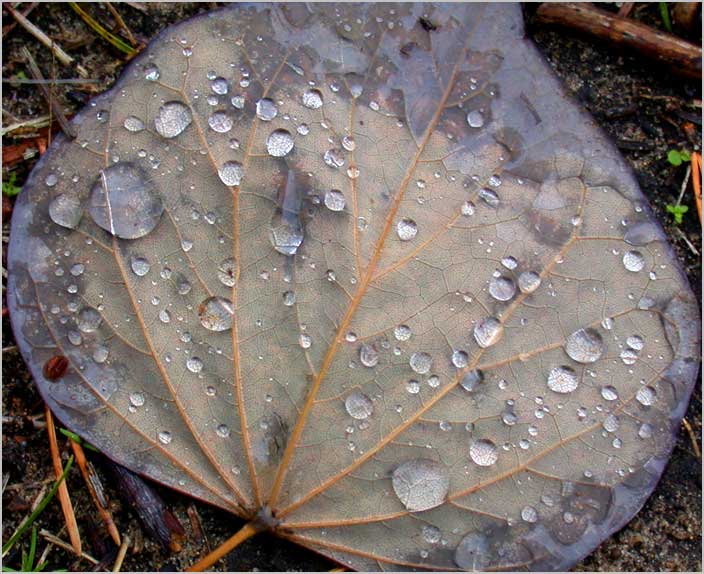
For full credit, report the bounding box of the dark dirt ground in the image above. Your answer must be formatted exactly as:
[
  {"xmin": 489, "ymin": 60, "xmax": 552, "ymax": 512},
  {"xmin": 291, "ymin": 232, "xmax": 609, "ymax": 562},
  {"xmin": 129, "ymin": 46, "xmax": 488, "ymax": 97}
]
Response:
[{"xmin": 1, "ymin": 3, "xmax": 701, "ymax": 572}]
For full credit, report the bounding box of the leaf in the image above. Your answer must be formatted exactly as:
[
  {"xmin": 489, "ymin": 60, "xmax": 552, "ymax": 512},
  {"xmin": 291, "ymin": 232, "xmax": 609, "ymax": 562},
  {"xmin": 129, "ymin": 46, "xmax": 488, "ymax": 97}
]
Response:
[
  {"xmin": 7, "ymin": 4, "xmax": 700, "ymax": 571},
  {"xmin": 666, "ymin": 203, "xmax": 688, "ymax": 224}
]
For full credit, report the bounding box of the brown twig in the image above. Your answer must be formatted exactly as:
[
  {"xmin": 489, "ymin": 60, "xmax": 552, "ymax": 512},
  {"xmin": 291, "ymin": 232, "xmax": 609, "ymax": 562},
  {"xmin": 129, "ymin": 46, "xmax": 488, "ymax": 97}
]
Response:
[
  {"xmin": 45, "ymin": 407, "xmax": 82, "ymax": 556},
  {"xmin": 535, "ymin": 3, "xmax": 702, "ymax": 79},
  {"xmin": 2, "ymin": 2, "xmax": 39, "ymax": 38},
  {"xmin": 111, "ymin": 535, "xmax": 130, "ymax": 572},
  {"xmin": 4, "ymin": 5, "xmax": 88, "ymax": 77},
  {"xmin": 70, "ymin": 441, "xmax": 122, "ymax": 547},
  {"xmin": 691, "ymin": 151, "xmax": 702, "ymax": 223},
  {"xmin": 682, "ymin": 418, "xmax": 702, "ymax": 461},
  {"xmin": 617, "ymin": 2, "xmax": 635, "ymax": 18},
  {"xmin": 39, "ymin": 529, "xmax": 98, "ymax": 565},
  {"xmin": 105, "ymin": 2, "xmax": 138, "ymax": 47},
  {"xmin": 20, "ymin": 47, "xmax": 76, "ymax": 139}
]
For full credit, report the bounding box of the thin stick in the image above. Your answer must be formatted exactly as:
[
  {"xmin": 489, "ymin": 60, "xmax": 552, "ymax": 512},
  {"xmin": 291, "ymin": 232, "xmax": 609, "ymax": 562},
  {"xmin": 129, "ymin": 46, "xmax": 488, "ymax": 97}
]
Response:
[
  {"xmin": 682, "ymin": 418, "xmax": 702, "ymax": 460},
  {"xmin": 45, "ymin": 407, "xmax": 82, "ymax": 556},
  {"xmin": 4, "ymin": 5, "xmax": 88, "ymax": 77},
  {"xmin": 105, "ymin": 2, "xmax": 137, "ymax": 47},
  {"xmin": 0, "ymin": 115, "xmax": 52, "ymax": 137},
  {"xmin": 186, "ymin": 521, "xmax": 260, "ymax": 572},
  {"xmin": 691, "ymin": 151, "xmax": 702, "ymax": 223},
  {"xmin": 674, "ymin": 227, "xmax": 700, "ymax": 256},
  {"xmin": 38, "ymin": 530, "xmax": 98, "ymax": 565},
  {"xmin": 2, "ymin": 2, "xmax": 39, "ymax": 38},
  {"xmin": 111, "ymin": 535, "xmax": 130, "ymax": 572},
  {"xmin": 676, "ymin": 164, "xmax": 692, "ymax": 206},
  {"xmin": 70, "ymin": 441, "xmax": 121, "ymax": 546}
]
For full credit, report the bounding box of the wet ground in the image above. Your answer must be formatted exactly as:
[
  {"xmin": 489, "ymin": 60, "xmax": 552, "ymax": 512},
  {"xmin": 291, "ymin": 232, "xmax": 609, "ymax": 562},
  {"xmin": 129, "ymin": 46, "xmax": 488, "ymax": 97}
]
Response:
[{"xmin": 2, "ymin": 3, "xmax": 701, "ymax": 572}]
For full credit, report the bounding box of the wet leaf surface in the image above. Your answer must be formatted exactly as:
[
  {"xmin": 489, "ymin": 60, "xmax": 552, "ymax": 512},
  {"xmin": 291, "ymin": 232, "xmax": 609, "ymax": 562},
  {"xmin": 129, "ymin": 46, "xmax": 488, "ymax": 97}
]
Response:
[{"xmin": 7, "ymin": 4, "xmax": 700, "ymax": 571}]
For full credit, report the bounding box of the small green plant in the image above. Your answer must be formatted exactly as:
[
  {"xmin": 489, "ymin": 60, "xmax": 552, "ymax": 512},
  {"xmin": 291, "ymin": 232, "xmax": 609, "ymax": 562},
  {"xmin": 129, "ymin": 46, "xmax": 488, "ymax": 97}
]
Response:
[
  {"xmin": 659, "ymin": 2, "xmax": 673, "ymax": 32},
  {"xmin": 2, "ymin": 172, "xmax": 21, "ymax": 197},
  {"xmin": 59, "ymin": 427, "xmax": 99, "ymax": 452},
  {"xmin": 666, "ymin": 203, "xmax": 689, "ymax": 224},
  {"xmin": 1, "ymin": 527, "xmax": 49, "ymax": 572},
  {"xmin": 667, "ymin": 149, "xmax": 691, "ymax": 167}
]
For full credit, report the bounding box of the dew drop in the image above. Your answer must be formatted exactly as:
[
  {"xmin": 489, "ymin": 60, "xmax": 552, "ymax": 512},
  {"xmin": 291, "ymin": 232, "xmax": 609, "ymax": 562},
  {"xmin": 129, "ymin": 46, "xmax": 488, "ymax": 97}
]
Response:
[
  {"xmin": 186, "ymin": 356, "xmax": 203, "ymax": 373},
  {"xmin": 324, "ymin": 148, "xmax": 345, "ymax": 169},
  {"xmin": 341, "ymin": 134, "xmax": 356, "ymax": 151},
  {"xmin": 565, "ymin": 328, "xmax": 604, "ymax": 363},
  {"xmin": 49, "ymin": 194, "xmax": 82, "ymax": 229},
  {"xmin": 211, "ymin": 77, "xmax": 229, "ymax": 95},
  {"xmin": 466, "ymin": 110, "xmax": 485, "ymax": 128},
  {"xmin": 130, "ymin": 256, "xmax": 150, "ymax": 276},
  {"xmin": 518, "ymin": 271, "xmax": 541, "ymax": 293},
  {"xmin": 623, "ymin": 250, "xmax": 645, "ymax": 272},
  {"xmin": 469, "ymin": 439, "xmax": 498, "ymax": 466},
  {"xmin": 123, "ymin": 115, "xmax": 145, "ymax": 132},
  {"xmin": 601, "ymin": 386, "xmax": 619, "ymax": 401},
  {"xmin": 451, "ymin": 350, "xmax": 469, "ymax": 368},
  {"xmin": 391, "ymin": 459, "xmax": 449, "ymax": 512},
  {"xmin": 478, "ymin": 188, "xmax": 499, "ymax": 207},
  {"xmin": 620, "ymin": 348, "xmax": 638, "ymax": 365},
  {"xmin": 422, "ymin": 525, "xmax": 441, "ymax": 544},
  {"xmin": 409, "ymin": 352, "xmax": 432, "ymax": 374},
  {"xmin": 217, "ymin": 257, "xmax": 236, "ymax": 287},
  {"xmin": 324, "ymin": 189, "xmax": 346, "ymax": 212},
  {"xmin": 344, "ymin": 391, "xmax": 373, "ymax": 419},
  {"xmin": 626, "ymin": 335, "xmax": 644, "ymax": 351},
  {"xmin": 501, "ymin": 255, "xmax": 518, "ymax": 270},
  {"xmin": 216, "ymin": 423, "xmax": 231, "ymax": 438},
  {"xmin": 158, "ymin": 430, "xmax": 172, "ymax": 444},
  {"xmin": 256, "ymin": 98, "xmax": 278, "ymax": 121},
  {"xmin": 129, "ymin": 392, "xmax": 145, "ymax": 407},
  {"xmin": 208, "ymin": 111, "xmax": 233, "ymax": 133},
  {"xmin": 488, "ymin": 275, "xmax": 516, "ymax": 302},
  {"xmin": 198, "ymin": 296, "xmax": 234, "ymax": 332},
  {"xmin": 461, "ymin": 201, "xmax": 476, "ymax": 216},
  {"xmin": 218, "ymin": 161, "xmax": 244, "ymax": 186},
  {"xmin": 299, "ymin": 333, "xmax": 312, "ymax": 349},
  {"xmin": 547, "ymin": 366, "xmax": 578, "ymax": 394},
  {"xmin": 154, "ymin": 101, "xmax": 192, "ymax": 138},
  {"xmin": 92, "ymin": 345, "xmax": 109, "ymax": 364},
  {"xmin": 302, "ymin": 89, "xmax": 323, "ymax": 109},
  {"xmin": 460, "ymin": 369, "xmax": 484, "ymax": 393},
  {"xmin": 397, "ymin": 218, "xmax": 418, "ymax": 241},
  {"xmin": 454, "ymin": 533, "xmax": 490, "ymax": 571},
  {"xmin": 394, "ymin": 324, "xmax": 412, "ymax": 341},
  {"xmin": 144, "ymin": 64, "xmax": 160, "ymax": 81},
  {"xmin": 266, "ymin": 129, "xmax": 294, "ymax": 157},
  {"xmin": 636, "ymin": 386, "xmax": 656, "ymax": 406},
  {"xmin": 359, "ymin": 344, "xmax": 379, "ymax": 367},
  {"xmin": 283, "ymin": 291, "xmax": 296, "ymax": 306},
  {"xmin": 473, "ymin": 317, "xmax": 503, "ymax": 348},
  {"xmin": 77, "ymin": 307, "xmax": 102, "ymax": 333},
  {"xmin": 521, "ymin": 505, "xmax": 538, "ymax": 523}
]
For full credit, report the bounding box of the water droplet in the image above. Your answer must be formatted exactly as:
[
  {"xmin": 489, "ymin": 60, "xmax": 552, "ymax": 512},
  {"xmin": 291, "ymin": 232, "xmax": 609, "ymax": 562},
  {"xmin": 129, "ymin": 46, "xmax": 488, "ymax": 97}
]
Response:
[
  {"xmin": 473, "ymin": 317, "xmax": 503, "ymax": 348},
  {"xmin": 158, "ymin": 430, "xmax": 172, "ymax": 444},
  {"xmin": 501, "ymin": 255, "xmax": 518, "ymax": 270},
  {"xmin": 159, "ymin": 309, "xmax": 171, "ymax": 323},
  {"xmin": 454, "ymin": 532, "xmax": 490, "ymax": 570},
  {"xmin": 623, "ymin": 250, "xmax": 645, "ymax": 272},
  {"xmin": 92, "ymin": 345, "xmax": 109, "ymax": 363},
  {"xmin": 466, "ymin": 110, "xmax": 484, "ymax": 128},
  {"xmin": 397, "ymin": 218, "xmax": 418, "ymax": 241},
  {"xmin": 422, "ymin": 525, "xmax": 441, "ymax": 544},
  {"xmin": 345, "ymin": 391, "xmax": 373, "ymax": 419},
  {"xmin": 620, "ymin": 348, "xmax": 638, "ymax": 365},
  {"xmin": 359, "ymin": 344, "xmax": 379, "ymax": 367},
  {"xmin": 469, "ymin": 439, "xmax": 498, "ymax": 466},
  {"xmin": 341, "ymin": 134, "xmax": 356, "ymax": 151},
  {"xmin": 218, "ymin": 161, "xmax": 244, "ymax": 186},
  {"xmin": 77, "ymin": 307, "xmax": 102, "ymax": 333},
  {"xmin": 256, "ymin": 98, "xmax": 277, "ymax": 121},
  {"xmin": 391, "ymin": 459, "xmax": 449, "ymax": 512},
  {"xmin": 638, "ymin": 423, "xmax": 653, "ymax": 439},
  {"xmin": 478, "ymin": 188, "xmax": 499, "ymax": 207},
  {"xmin": 603, "ymin": 414, "xmax": 619, "ymax": 433},
  {"xmin": 518, "ymin": 271, "xmax": 541, "ymax": 293},
  {"xmin": 460, "ymin": 369, "xmax": 483, "ymax": 392},
  {"xmin": 299, "ymin": 333, "xmax": 312, "ymax": 349},
  {"xmin": 208, "ymin": 111, "xmax": 233, "ymax": 133},
  {"xmin": 626, "ymin": 335, "xmax": 644, "ymax": 351},
  {"xmin": 216, "ymin": 423, "xmax": 231, "ymax": 438},
  {"xmin": 409, "ymin": 352, "xmax": 432, "ymax": 374},
  {"xmin": 186, "ymin": 356, "xmax": 203, "ymax": 373},
  {"xmin": 406, "ymin": 380, "xmax": 421, "ymax": 394},
  {"xmin": 601, "ymin": 386, "xmax": 619, "ymax": 401},
  {"xmin": 266, "ymin": 129, "xmax": 294, "ymax": 157},
  {"xmin": 231, "ymin": 94, "xmax": 245, "ymax": 109},
  {"xmin": 283, "ymin": 291, "xmax": 296, "ymax": 306},
  {"xmin": 88, "ymin": 163, "xmax": 163, "ymax": 239},
  {"xmin": 211, "ymin": 77, "xmax": 229, "ymax": 95},
  {"xmin": 49, "ymin": 194, "xmax": 82, "ymax": 229},
  {"xmin": 636, "ymin": 386, "xmax": 656, "ymax": 406},
  {"xmin": 130, "ymin": 392, "xmax": 145, "ymax": 407},
  {"xmin": 302, "ymin": 89, "xmax": 323, "ymax": 109},
  {"xmin": 521, "ymin": 505, "xmax": 538, "ymax": 523},
  {"xmin": 130, "ymin": 256, "xmax": 151, "ymax": 276},
  {"xmin": 324, "ymin": 189, "xmax": 346, "ymax": 212},
  {"xmin": 144, "ymin": 64, "xmax": 160, "ymax": 81},
  {"xmin": 451, "ymin": 350, "xmax": 469, "ymax": 368},
  {"xmin": 461, "ymin": 201, "xmax": 476, "ymax": 216},
  {"xmin": 217, "ymin": 257, "xmax": 236, "ymax": 287},
  {"xmin": 565, "ymin": 328, "xmax": 604, "ymax": 363},
  {"xmin": 547, "ymin": 366, "xmax": 578, "ymax": 393},
  {"xmin": 123, "ymin": 115, "xmax": 145, "ymax": 132},
  {"xmin": 394, "ymin": 324, "xmax": 412, "ymax": 341},
  {"xmin": 324, "ymin": 148, "xmax": 345, "ymax": 169},
  {"xmin": 489, "ymin": 275, "xmax": 516, "ymax": 301},
  {"xmin": 198, "ymin": 296, "xmax": 234, "ymax": 331},
  {"xmin": 154, "ymin": 101, "xmax": 192, "ymax": 138}
]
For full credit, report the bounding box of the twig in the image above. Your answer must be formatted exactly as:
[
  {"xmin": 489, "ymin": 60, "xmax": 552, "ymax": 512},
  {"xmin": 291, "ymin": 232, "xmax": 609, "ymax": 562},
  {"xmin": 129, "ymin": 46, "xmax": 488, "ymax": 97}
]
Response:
[
  {"xmin": 4, "ymin": 5, "xmax": 88, "ymax": 77},
  {"xmin": 105, "ymin": 2, "xmax": 137, "ymax": 47},
  {"xmin": 674, "ymin": 226, "xmax": 700, "ymax": 256},
  {"xmin": 2, "ymin": 77, "xmax": 102, "ymax": 85},
  {"xmin": 111, "ymin": 535, "xmax": 130, "ymax": 572},
  {"xmin": 681, "ymin": 418, "xmax": 702, "ymax": 460},
  {"xmin": 535, "ymin": 3, "xmax": 702, "ymax": 79},
  {"xmin": 21, "ymin": 47, "xmax": 76, "ymax": 140},
  {"xmin": 38, "ymin": 530, "xmax": 98, "ymax": 565},
  {"xmin": 70, "ymin": 441, "xmax": 121, "ymax": 547},
  {"xmin": 45, "ymin": 407, "xmax": 82, "ymax": 556},
  {"xmin": 691, "ymin": 151, "xmax": 702, "ymax": 223},
  {"xmin": 186, "ymin": 521, "xmax": 260, "ymax": 572},
  {"xmin": 617, "ymin": 2, "xmax": 635, "ymax": 18},
  {"xmin": 675, "ymin": 164, "xmax": 692, "ymax": 206},
  {"xmin": 2, "ymin": 2, "xmax": 39, "ymax": 38},
  {"xmin": 1, "ymin": 115, "xmax": 52, "ymax": 137}
]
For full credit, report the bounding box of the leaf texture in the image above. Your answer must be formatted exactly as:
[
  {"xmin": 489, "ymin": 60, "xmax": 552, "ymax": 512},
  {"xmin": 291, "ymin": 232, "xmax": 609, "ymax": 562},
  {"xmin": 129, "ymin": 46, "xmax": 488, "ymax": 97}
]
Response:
[{"xmin": 8, "ymin": 3, "xmax": 701, "ymax": 571}]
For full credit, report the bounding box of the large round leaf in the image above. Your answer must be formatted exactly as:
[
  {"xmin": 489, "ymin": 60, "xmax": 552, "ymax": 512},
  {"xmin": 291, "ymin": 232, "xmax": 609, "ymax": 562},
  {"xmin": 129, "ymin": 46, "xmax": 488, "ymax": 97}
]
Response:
[{"xmin": 8, "ymin": 3, "xmax": 700, "ymax": 570}]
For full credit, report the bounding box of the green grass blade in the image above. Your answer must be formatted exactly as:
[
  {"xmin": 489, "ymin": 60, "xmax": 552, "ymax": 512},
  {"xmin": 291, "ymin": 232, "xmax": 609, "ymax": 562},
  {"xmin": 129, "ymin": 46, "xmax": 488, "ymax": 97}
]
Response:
[
  {"xmin": 659, "ymin": 2, "xmax": 673, "ymax": 32},
  {"xmin": 68, "ymin": 3, "xmax": 136, "ymax": 56}
]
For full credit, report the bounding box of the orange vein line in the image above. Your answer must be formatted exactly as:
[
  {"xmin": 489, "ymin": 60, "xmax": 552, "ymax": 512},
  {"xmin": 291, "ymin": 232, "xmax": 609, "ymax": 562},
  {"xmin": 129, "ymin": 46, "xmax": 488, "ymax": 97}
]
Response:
[{"xmin": 267, "ymin": 11, "xmax": 488, "ymax": 507}]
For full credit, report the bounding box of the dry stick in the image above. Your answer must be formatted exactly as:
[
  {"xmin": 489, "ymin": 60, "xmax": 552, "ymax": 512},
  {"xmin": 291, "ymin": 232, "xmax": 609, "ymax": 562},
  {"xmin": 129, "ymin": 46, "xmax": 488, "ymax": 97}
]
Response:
[
  {"xmin": 186, "ymin": 521, "xmax": 260, "ymax": 572},
  {"xmin": 691, "ymin": 151, "xmax": 702, "ymax": 223},
  {"xmin": 105, "ymin": 2, "xmax": 138, "ymax": 47},
  {"xmin": 4, "ymin": 5, "xmax": 88, "ymax": 78},
  {"xmin": 617, "ymin": 2, "xmax": 635, "ymax": 18},
  {"xmin": 111, "ymin": 535, "xmax": 130, "ymax": 573},
  {"xmin": 70, "ymin": 441, "xmax": 122, "ymax": 547},
  {"xmin": 2, "ymin": 2, "xmax": 39, "ymax": 38},
  {"xmin": 39, "ymin": 530, "xmax": 98, "ymax": 565},
  {"xmin": 45, "ymin": 407, "xmax": 82, "ymax": 556},
  {"xmin": 535, "ymin": 3, "xmax": 702, "ymax": 79},
  {"xmin": 20, "ymin": 47, "xmax": 76, "ymax": 139},
  {"xmin": 682, "ymin": 418, "xmax": 702, "ymax": 461}
]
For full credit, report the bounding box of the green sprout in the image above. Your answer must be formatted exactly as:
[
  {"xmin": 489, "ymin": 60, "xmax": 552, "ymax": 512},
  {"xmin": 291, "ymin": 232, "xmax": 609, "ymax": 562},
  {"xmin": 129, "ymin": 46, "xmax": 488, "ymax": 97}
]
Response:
[
  {"xmin": 666, "ymin": 203, "xmax": 689, "ymax": 224},
  {"xmin": 2, "ymin": 172, "xmax": 21, "ymax": 197},
  {"xmin": 667, "ymin": 149, "xmax": 691, "ymax": 167},
  {"xmin": 659, "ymin": 2, "xmax": 673, "ymax": 32}
]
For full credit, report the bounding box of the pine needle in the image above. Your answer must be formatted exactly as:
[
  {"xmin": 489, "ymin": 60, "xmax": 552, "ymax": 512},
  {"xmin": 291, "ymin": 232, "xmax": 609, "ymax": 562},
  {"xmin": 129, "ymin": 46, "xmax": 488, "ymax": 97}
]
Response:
[{"xmin": 68, "ymin": 3, "xmax": 137, "ymax": 56}]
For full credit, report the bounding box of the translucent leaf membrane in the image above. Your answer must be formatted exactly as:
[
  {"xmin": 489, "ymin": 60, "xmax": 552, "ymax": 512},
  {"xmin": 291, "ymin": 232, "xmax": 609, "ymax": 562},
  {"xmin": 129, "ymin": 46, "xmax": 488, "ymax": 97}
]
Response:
[{"xmin": 8, "ymin": 3, "xmax": 700, "ymax": 571}]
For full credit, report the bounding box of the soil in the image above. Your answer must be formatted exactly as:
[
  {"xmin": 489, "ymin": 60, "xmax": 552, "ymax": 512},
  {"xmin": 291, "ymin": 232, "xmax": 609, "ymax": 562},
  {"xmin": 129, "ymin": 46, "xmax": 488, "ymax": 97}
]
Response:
[{"xmin": 2, "ymin": 3, "xmax": 701, "ymax": 572}]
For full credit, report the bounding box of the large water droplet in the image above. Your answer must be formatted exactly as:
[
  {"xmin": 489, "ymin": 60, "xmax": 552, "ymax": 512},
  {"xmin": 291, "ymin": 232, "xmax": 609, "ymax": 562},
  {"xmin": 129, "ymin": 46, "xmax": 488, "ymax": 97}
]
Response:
[
  {"xmin": 409, "ymin": 352, "xmax": 432, "ymax": 374},
  {"xmin": 198, "ymin": 296, "xmax": 234, "ymax": 331},
  {"xmin": 208, "ymin": 111, "xmax": 233, "ymax": 133},
  {"xmin": 154, "ymin": 101, "xmax": 192, "ymax": 138},
  {"xmin": 636, "ymin": 385, "xmax": 656, "ymax": 406},
  {"xmin": 473, "ymin": 317, "xmax": 503, "ymax": 348},
  {"xmin": 344, "ymin": 391, "xmax": 373, "ymax": 419},
  {"xmin": 49, "ymin": 194, "xmax": 82, "ymax": 229},
  {"xmin": 266, "ymin": 129, "xmax": 294, "ymax": 157},
  {"xmin": 359, "ymin": 344, "xmax": 379, "ymax": 367},
  {"xmin": 460, "ymin": 369, "xmax": 484, "ymax": 392},
  {"xmin": 158, "ymin": 430, "xmax": 172, "ymax": 444},
  {"xmin": 256, "ymin": 98, "xmax": 278, "ymax": 121},
  {"xmin": 622, "ymin": 250, "xmax": 645, "ymax": 272},
  {"xmin": 324, "ymin": 189, "xmax": 346, "ymax": 212},
  {"xmin": 397, "ymin": 218, "xmax": 418, "ymax": 241},
  {"xmin": 391, "ymin": 459, "xmax": 449, "ymax": 512},
  {"xmin": 130, "ymin": 256, "xmax": 150, "ymax": 276},
  {"xmin": 547, "ymin": 365, "xmax": 578, "ymax": 393},
  {"xmin": 489, "ymin": 275, "xmax": 516, "ymax": 301},
  {"xmin": 217, "ymin": 257, "xmax": 236, "ymax": 287},
  {"xmin": 186, "ymin": 356, "xmax": 203, "ymax": 373},
  {"xmin": 394, "ymin": 324, "xmax": 412, "ymax": 341},
  {"xmin": 218, "ymin": 161, "xmax": 244, "ymax": 186},
  {"xmin": 518, "ymin": 271, "xmax": 541, "ymax": 293},
  {"xmin": 565, "ymin": 328, "xmax": 604, "ymax": 363},
  {"xmin": 469, "ymin": 439, "xmax": 498, "ymax": 466},
  {"xmin": 77, "ymin": 307, "xmax": 102, "ymax": 333},
  {"xmin": 123, "ymin": 115, "xmax": 145, "ymax": 132},
  {"xmin": 454, "ymin": 532, "xmax": 490, "ymax": 570},
  {"xmin": 88, "ymin": 163, "xmax": 163, "ymax": 239},
  {"xmin": 302, "ymin": 89, "xmax": 323, "ymax": 109},
  {"xmin": 466, "ymin": 110, "xmax": 485, "ymax": 128},
  {"xmin": 324, "ymin": 148, "xmax": 345, "ymax": 169}
]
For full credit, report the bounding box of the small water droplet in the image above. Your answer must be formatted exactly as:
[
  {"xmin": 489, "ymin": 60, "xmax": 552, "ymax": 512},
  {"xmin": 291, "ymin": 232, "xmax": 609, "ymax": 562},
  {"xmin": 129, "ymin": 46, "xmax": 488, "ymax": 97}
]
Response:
[
  {"xmin": 473, "ymin": 317, "xmax": 503, "ymax": 348},
  {"xmin": 547, "ymin": 366, "xmax": 578, "ymax": 394},
  {"xmin": 208, "ymin": 111, "xmax": 233, "ymax": 133},
  {"xmin": 186, "ymin": 356, "xmax": 203, "ymax": 373},
  {"xmin": 622, "ymin": 250, "xmax": 645, "ymax": 272},
  {"xmin": 565, "ymin": 328, "xmax": 604, "ymax": 363},
  {"xmin": 256, "ymin": 98, "xmax": 278, "ymax": 121},
  {"xmin": 324, "ymin": 148, "xmax": 345, "ymax": 169},
  {"xmin": 77, "ymin": 307, "xmax": 102, "ymax": 333},
  {"xmin": 478, "ymin": 188, "xmax": 499, "ymax": 207},
  {"xmin": 469, "ymin": 439, "xmax": 498, "ymax": 466},
  {"xmin": 123, "ymin": 115, "xmax": 145, "ymax": 132},
  {"xmin": 49, "ymin": 194, "xmax": 82, "ymax": 229},
  {"xmin": 130, "ymin": 392, "xmax": 145, "ymax": 407},
  {"xmin": 397, "ymin": 218, "xmax": 418, "ymax": 241},
  {"xmin": 521, "ymin": 505, "xmax": 538, "ymax": 523},
  {"xmin": 460, "ymin": 369, "xmax": 484, "ymax": 392},
  {"xmin": 409, "ymin": 352, "xmax": 432, "ymax": 374},
  {"xmin": 158, "ymin": 430, "xmax": 172, "ymax": 444},
  {"xmin": 392, "ymin": 459, "xmax": 449, "ymax": 512},
  {"xmin": 302, "ymin": 89, "xmax": 323, "ymax": 109},
  {"xmin": 601, "ymin": 386, "xmax": 619, "ymax": 401},
  {"xmin": 283, "ymin": 291, "xmax": 296, "ymax": 306},
  {"xmin": 218, "ymin": 161, "xmax": 244, "ymax": 186},
  {"xmin": 488, "ymin": 275, "xmax": 516, "ymax": 302},
  {"xmin": 266, "ymin": 129, "xmax": 294, "ymax": 157},
  {"xmin": 636, "ymin": 386, "xmax": 656, "ymax": 406},
  {"xmin": 216, "ymin": 423, "xmax": 231, "ymax": 438},
  {"xmin": 198, "ymin": 296, "xmax": 234, "ymax": 331},
  {"xmin": 345, "ymin": 391, "xmax": 374, "ymax": 419},
  {"xmin": 144, "ymin": 64, "xmax": 160, "ymax": 81},
  {"xmin": 451, "ymin": 350, "xmax": 469, "ymax": 368},
  {"xmin": 359, "ymin": 344, "xmax": 379, "ymax": 367},
  {"xmin": 422, "ymin": 525, "xmax": 441, "ymax": 544},
  {"xmin": 466, "ymin": 110, "xmax": 485, "ymax": 128},
  {"xmin": 394, "ymin": 324, "xmax": 412, "ymax": 341},
  {"xmin": 211, "ymin": 77, "xmax": 229, "ymax": 95},
  {"xmin": 324, "ymin": 189, "xmax": 346, "ymax": 211},
  {"xmin": 130, "ymin": 256, "xmax": 150, "ymax": 276},
  {"xmin": 518, "ymin": 271, "xmax": 541, "ymax": 293},
  {"xmin": 626, "ymin": 335, "xmax": 644, "ymax": 351}
]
